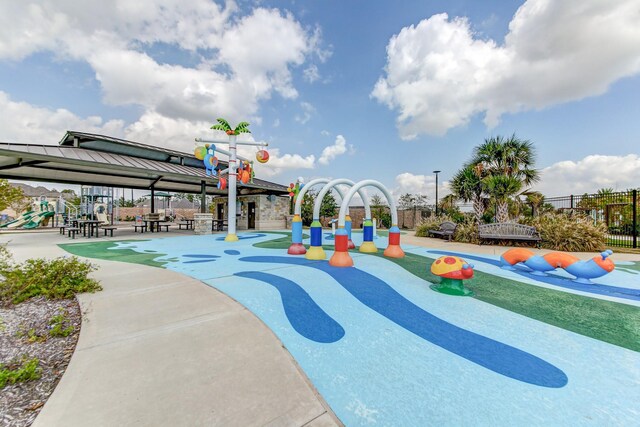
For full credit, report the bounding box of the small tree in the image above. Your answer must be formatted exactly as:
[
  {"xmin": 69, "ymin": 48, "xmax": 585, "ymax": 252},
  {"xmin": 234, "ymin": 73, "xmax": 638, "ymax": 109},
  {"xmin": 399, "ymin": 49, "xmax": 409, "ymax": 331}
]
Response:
[
  {"xmin": 398, "ymin": 193, "xmax": 415, "ymax": 228},
  {"xmin": 0, "ymin": 180, "xmax": 26, "ymax": 212},
  {"xmin": 300, "ymin": 190, "xmax": 316, "ymax": 226},
  {"xmin": 319, "ymin": 190, "xmax": 338, "ymax": 221}
]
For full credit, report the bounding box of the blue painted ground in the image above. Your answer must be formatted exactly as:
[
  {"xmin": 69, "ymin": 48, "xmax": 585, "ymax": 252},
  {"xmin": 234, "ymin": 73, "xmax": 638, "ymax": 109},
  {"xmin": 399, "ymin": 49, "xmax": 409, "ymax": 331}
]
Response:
[{"xmin": 106, "ymin": 233, "xmax": 640, "ymax": 426}]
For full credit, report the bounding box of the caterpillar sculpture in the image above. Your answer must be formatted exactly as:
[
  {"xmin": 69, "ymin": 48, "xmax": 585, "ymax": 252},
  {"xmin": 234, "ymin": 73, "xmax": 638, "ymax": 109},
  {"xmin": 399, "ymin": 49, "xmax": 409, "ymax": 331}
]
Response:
[{"xmin": 500, "ymin": 248, "xmax": 615, "ymax": 284}]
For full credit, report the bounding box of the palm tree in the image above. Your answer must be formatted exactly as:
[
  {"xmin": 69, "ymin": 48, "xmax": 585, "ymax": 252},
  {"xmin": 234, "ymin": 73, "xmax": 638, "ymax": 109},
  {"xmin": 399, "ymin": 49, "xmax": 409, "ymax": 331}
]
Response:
[
  {"xmin": 210, "ymin": 118, "xmax": 251, "ymax": 135},
  {"xmin": 471, "ymin": 134, "xmax": 539, "ymax": 222},
  {"xmin": 484, "ymin": 175, "xmax": 522, "ymax": 222},
  {"xmin": 525, "ymin": 191, "xmax": 545, "ymax": 217},
  {"xmin": 450, "ymin": 164, "xmax": 485, "ymax": 224}
]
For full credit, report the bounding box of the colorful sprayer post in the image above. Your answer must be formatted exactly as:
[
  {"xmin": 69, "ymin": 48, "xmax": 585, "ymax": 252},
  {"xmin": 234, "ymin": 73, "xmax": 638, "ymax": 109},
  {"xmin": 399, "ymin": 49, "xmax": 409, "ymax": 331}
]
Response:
[
  {"xmin": 306, "ymin": 179, "xmax": 373, "ymax": 260},
  {"xmin": 330, "ymin": 179, "xmax": 404, "ymax": 267},
  {"xmin": 195, "ymin": 118, "xmax": 269, "ymax": 242},
  {"xmin": 288, "ymin": 178, "xmax": 331, "ymax": 254}
]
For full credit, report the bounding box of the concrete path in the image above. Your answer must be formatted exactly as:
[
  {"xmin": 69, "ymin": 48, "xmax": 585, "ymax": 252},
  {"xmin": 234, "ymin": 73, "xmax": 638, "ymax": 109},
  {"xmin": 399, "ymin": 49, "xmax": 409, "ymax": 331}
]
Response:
[{"xmin": 1, "ymin": 230, "xmax": 338, "ymax": 427}]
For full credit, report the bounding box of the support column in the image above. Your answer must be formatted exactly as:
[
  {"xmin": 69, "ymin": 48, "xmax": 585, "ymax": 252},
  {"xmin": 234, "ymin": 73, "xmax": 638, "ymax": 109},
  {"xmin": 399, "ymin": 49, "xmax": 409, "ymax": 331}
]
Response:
[
  {"xmin": 288, "ymin": 214, "xmax": 306, "ymax": 254},
  {"xmin": 384, "ymin": 225, "xmax": 405, "ymax": 258},
  {"xmin": 359, "ymin": 218, "xmax": 377, "ymax": 253},
  {"xmin": 329, "ymin": 227, "xmax": 353, "ymax": 267},
  {"xmin": 305, "ymin": 219, "xmax": 325, "ymax": 259},
  {"xmin": 200, "ymin": 181, "xmax": 206, "ymax": 213},
  {"xmin": 150, "ymin": 185, "xmax": 155, "ymax": 213},
  {"xmin": 225, "ymin": 134, "xmax": 239, "ymax": 242},
  {"xmin": 345, "ymin": 215, "xmax": 356, "ymax": 249}
]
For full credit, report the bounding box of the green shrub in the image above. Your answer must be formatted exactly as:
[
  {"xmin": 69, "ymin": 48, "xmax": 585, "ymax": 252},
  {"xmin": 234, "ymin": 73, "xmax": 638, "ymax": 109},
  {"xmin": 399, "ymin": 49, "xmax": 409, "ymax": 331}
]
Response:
[
  {"xmin": 0, "ymin": 244, "xmax": 102, "ymax": 306},
  {"xmin": 452, "ymin": 218, "xmax": 480, "ymax": 244},
  {"xmin": 528, "ymin": 213, "xmax": 606, "ymax": 252},
  {"xmin": 49, "ymin": 309, "xmax": 75, "ymax": 338},
  {"xmin": 0, "ymin": 357, "xmax": 41, "ymax": 389}
]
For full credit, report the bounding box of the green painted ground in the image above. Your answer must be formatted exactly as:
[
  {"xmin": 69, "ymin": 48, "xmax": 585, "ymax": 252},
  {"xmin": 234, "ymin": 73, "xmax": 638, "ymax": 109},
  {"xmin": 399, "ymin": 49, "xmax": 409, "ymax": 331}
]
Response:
[
  {"xmin": 376, "ymin": 252, "xmax": 640, "ymax": 352},
  {"xmin": 58, "ymin": 233, "xmax": 639, "ymax": 352},
  {"xmin": 58, "ymin": 240, "xmax": 173, "ymax": 268}
]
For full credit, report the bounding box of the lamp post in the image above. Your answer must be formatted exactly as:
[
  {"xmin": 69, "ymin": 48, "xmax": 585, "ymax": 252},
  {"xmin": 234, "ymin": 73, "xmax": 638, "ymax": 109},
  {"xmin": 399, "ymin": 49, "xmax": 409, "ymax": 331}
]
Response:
[{"xmin": 433, "ymin": 170, "xmax": 441, "ymax": 216}]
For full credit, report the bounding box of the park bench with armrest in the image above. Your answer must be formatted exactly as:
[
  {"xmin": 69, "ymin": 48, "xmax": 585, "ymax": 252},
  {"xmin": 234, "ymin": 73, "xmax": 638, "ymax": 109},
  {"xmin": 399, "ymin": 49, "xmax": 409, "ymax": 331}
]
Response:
[
  {"xmin": 478, "ymin": 223, "xmax": 541, "ymax": 247},
  {"xmin": 428, "ymin": 221, "xmax": 458, "ymax": 241}
]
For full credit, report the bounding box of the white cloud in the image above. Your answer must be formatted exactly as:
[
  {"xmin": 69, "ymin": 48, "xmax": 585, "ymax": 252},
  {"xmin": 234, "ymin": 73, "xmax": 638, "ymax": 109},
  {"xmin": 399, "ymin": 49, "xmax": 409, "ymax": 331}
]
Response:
[
  {"xmin": 0, "ymin": 91, "xmax": 126, "ymax": 144},
  {"xmin": 372, "ymin": 0, "xmax": 640, "ymax": 139},
  {"xmin": 303, "ymin": 65, "xmax": 320, "ymax": 83},
  {"xmin": 0, "ymin": 1, "xmax": 328, "ymax": 147},
  {"xmin": 392, "ymin": 172, "xmax": 450, "ymax": 202},
  {"xmin": 294, "ymin": 101, "xmax": 315, "ymax": 124},
  {"xmin": 319, "ymin": 135, "xmax": 349, "ymax": 165},
  {"xmin": 533, "ymin": 154, "xmax": 640, "ymax": 197}
]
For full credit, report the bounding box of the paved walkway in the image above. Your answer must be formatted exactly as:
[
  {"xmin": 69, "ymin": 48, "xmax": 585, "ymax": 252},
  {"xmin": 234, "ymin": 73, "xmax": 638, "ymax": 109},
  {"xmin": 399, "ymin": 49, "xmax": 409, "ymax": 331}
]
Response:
[
  {"xmin": 1, "ymin": 230, "xmax": 338, "ymax": 427},
  {"xmin": 1, "ymin": 228, "xmax": 638, "ymax": 426}
]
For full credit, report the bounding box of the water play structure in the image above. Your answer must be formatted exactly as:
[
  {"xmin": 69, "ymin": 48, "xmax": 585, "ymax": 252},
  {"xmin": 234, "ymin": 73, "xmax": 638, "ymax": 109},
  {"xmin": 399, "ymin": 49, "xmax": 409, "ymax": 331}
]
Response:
[
  {"xmin": 287, "ymin": 178, "xmax": 403, "ymax": 266},
  {"xmin": 287, "ymin": 178, "xmax": 371, "ymax": 257},
  {"xmin": 195, "ymin": 119, "xmax": 269, "ymax": 242},
  {"xmin": 430, "ymin": 255, "xmax": 475, "ymax": 296},
  {"xmin": 500, "ymin": 248, "xmax": 615, "ymax": 284},
  {"xmin": 334, "ymin": 180, "xmax": 403, "ymax": 266}
]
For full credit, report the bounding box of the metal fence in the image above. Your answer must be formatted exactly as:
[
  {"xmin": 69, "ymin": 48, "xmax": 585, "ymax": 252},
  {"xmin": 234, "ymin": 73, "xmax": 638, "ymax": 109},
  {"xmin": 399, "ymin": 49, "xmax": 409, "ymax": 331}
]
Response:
[{"xmin": 545, "ymin": 190, "xmax": 638, "ymax": 249}]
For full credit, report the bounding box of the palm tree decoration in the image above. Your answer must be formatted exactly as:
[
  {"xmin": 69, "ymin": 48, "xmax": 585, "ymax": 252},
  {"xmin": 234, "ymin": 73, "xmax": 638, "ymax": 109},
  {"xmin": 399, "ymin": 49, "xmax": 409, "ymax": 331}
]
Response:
[
  {"xmin": 210, "ymin": 118, "xmax": 251, "ymax": 135},
  {"xmin": 471, "ymin": 134, "xmax": 539, "ymax": 223},
  {"xmin": 450, "ymin": 164, "xmax": 486, "ymax": 225}
]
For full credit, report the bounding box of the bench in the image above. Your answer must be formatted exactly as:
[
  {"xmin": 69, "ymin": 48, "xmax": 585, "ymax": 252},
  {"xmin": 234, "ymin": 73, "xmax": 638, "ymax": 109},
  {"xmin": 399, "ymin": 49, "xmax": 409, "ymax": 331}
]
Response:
[
  {"xmin": 59, "ymin": 225, "xmax": 70, "ymax": 235},
  {"xmin": 478, "ymin": 223, "xmax": 541, "ymax": 246},
  {"xmin": 66, "ymin": 227, "xmax": 80, "ymax": 239},
  {"xmin": 158, "ymin": 224, "xmax": 171, "ymax": 232},
  {"xmin": 428, "ymin": 221, "xmax": 457, "ymax": 241},
  {"xmin": 177, "ymin": 222, "xmax": 191, "ymax": 230},
  {"xmin": 134, "ymin": 224, "xmax": 147, "ymax": 233},
  {"xmin": 101, "ymin": 226, "xmax": 117, "ymax": 237}
]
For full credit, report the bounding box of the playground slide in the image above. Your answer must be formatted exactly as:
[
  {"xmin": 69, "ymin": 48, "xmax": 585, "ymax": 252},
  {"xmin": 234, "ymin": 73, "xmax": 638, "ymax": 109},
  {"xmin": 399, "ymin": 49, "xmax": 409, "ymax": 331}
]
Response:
[
  {"xmin": 22, "ymin": 211, "xmax": 55, "ymax": 229},
  {"xmin": 1, "ymin": 211, "xmax": 35, "ymax": 229},
  {"xmin": 96, "ymin": 212, "xmax": 110, "ymax": 225}
]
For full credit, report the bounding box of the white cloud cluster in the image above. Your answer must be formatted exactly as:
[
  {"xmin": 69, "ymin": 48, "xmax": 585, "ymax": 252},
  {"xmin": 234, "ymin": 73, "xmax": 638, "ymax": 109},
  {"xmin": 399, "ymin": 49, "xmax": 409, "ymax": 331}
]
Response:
[
  {"xmin": 319, "ymin": 135, "xmax": 351, "ymax": 165},
  {"xmin": 0, "ymin": 0, "xmax": 329, "ymax": 149},
  {"xmin": 392, "ymin": 172, "xmax": 450, "ymax": 202},
  {"xmin": 533, "ymin": 154, "xmax": 640, "ymax": 197},
  {"xmin": 0, "ymin": 91, "xmax": 126, "ymax": 143},
  {"xmin": 372, "ymin": 0, "xmax": 640, "ymax": 139}
]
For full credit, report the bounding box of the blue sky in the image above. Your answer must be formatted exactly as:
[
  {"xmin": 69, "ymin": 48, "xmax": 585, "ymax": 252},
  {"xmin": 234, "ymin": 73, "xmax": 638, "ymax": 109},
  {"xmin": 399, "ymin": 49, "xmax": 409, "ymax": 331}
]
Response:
[{"xmin": 1, "ymin": 0, "xmax": 639, "ymax": 200}]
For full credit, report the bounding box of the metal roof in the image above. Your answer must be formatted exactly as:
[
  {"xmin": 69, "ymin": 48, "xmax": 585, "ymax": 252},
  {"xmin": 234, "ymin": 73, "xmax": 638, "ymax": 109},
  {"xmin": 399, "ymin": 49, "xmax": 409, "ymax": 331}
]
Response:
[{"xmin": 0, "ymin": 133, "xmax": 288, "ymax": 196}]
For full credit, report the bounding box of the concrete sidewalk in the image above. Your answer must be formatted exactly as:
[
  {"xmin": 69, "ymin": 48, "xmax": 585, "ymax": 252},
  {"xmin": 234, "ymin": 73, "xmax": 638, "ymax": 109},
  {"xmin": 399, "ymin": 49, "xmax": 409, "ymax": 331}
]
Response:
[{"xmin": 1, "ymin": 231, "xmax": 338, "ymax": 427}]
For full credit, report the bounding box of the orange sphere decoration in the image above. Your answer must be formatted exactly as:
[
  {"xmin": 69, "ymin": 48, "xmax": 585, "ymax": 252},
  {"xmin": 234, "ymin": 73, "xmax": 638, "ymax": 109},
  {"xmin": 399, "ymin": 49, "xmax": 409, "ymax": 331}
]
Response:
[
  {"xmin": 240, "ymin": 170, "xmax": 250, "ymax": 184},
  {"xmin": 256, "ymin": 149, "xmax": 270, "ymax": 163}
]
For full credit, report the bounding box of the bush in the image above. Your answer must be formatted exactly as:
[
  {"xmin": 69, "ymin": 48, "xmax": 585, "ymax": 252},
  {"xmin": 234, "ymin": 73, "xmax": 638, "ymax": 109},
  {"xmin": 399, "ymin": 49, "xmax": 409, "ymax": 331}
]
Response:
[
  {"xmin": 527, "ymin": 213, "xmax": 606, "ymax": 252},
  {"xmin": 0, "ymin": 244, "xmax": 102, "ymax": 306},
  {"xmin": 0, "ymin": 357, "xmax": 41, "ymax": 389},
  {"xmin": 452, "ymin": 217, "xmax": 480, "ymax": 244}
]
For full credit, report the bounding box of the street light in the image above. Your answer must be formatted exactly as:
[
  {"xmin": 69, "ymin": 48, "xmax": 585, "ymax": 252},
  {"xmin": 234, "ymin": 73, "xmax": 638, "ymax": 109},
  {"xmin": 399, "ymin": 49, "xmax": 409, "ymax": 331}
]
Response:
[{"xmin": 433, "ymin": 170, "xmax": 441, "ymax": 216}]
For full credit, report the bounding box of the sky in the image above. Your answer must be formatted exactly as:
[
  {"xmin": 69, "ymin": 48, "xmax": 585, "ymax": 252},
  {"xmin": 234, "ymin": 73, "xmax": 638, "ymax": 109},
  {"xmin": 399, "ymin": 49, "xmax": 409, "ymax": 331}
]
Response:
[{"xmin": 1, "ymin": 0, "xmax": 639, "ymax": 203}]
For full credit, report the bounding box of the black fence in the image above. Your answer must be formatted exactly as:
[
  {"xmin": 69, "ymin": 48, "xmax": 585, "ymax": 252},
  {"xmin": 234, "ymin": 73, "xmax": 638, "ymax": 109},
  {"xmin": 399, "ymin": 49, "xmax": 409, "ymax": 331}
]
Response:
[{"xmin": 545, "ymin": 190, "xmax": 638, "ymax": 249}]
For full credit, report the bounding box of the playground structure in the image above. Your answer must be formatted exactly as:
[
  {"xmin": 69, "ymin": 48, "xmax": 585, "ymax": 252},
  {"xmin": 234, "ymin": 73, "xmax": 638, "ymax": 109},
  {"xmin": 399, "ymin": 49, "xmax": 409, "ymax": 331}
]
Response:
[
  {"xmin": 0, "ymin": 198, "xmax": 55, "ymax": 229},
  {"xmin": 430, "ymin": 255, "xmax": 475, "ymax": 296},
  {"xmin": 288, "ymin": 178, "xmax": 404, "ymax": 267},
  {"xmin": 79, "ymin": 186, "xmax": 114, "ymax": 222},
  {"xmin": 195, "ymin": 119, "xmax": 269, "ymax": 242},
  {"xmin": 500, "ymin": 248, "xmax": 615, "ymax": 284}
]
